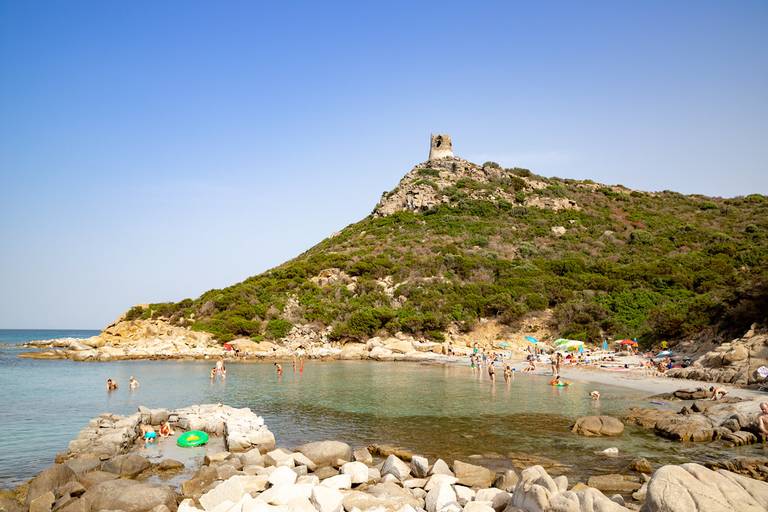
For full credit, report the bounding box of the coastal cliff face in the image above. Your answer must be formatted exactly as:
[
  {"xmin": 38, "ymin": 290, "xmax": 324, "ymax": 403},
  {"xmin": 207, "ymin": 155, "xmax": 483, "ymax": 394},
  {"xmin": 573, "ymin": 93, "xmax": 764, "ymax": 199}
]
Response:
[{"xmin": 84, "ymin": 152, "xmax": 768, "ymax": 356}]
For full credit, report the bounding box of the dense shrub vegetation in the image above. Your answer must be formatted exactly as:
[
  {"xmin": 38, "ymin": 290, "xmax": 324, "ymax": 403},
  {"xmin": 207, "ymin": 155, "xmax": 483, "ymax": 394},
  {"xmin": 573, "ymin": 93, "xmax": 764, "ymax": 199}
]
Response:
[{"xmin": 131, "ymin": 169, "xmax": 768, "ymax": 345}]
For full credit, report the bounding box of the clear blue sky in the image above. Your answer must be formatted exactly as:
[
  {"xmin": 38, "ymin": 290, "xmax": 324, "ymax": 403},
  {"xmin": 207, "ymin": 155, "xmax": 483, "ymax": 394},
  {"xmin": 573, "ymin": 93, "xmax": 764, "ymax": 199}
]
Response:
[{"xmin": 1, "ymin": 1, "xmax": 766, "ymax": 328}]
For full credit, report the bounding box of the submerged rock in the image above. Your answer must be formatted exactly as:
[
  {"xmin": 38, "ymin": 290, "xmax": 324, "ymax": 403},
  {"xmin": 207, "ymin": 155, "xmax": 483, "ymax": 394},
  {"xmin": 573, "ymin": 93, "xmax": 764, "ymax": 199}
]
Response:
[{"xmin": 571, "ymin": 416, "xmax": 625, "ymax": 437}]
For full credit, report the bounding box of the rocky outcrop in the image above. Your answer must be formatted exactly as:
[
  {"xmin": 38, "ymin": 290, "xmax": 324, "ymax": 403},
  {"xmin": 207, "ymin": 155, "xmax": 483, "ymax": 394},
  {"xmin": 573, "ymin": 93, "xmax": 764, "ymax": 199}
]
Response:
[
  {"xmin": 373, "ymin": 157, "xmax": 577, "ymax": 217},
  {"xmin": 571, "ymin": 416, "xmax": 625, "ymax": 437},
  {"xmin": 642, "ymin": 463, "xmax": 768, "ymax": 512},
  {"xmin": 625, "ymin": 397, "xmax": 764, "ymax": 446},
  {"xmin": 667, "ymin": 330, "xmax": 768, "ymax": 386}
]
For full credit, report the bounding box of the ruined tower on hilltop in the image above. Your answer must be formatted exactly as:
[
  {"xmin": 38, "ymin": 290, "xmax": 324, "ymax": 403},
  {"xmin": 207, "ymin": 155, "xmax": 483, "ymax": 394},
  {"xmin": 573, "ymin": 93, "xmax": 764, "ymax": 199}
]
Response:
[{"xmin": 428, "ymin": 134, "xmax": 453, "ymax": 161}]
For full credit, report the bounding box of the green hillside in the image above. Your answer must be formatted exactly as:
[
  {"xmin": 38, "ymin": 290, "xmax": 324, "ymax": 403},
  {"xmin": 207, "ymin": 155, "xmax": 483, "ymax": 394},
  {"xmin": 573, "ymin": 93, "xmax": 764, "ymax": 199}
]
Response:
[{"xmin": 126, "ymin": 158, "xmax": 768, "ymax": 346}]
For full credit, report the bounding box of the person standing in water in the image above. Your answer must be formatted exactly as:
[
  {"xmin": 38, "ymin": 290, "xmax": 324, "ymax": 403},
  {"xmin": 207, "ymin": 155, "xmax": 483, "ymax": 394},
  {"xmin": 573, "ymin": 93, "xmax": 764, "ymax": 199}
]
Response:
[
  {"xmin": 129, "ymin": 376, "xmax": 139, "ymax": 389},
  {"xmin": 274, "ymin": 362, "xmax": 283, "ymax": 376},
  {"xmin": 503, "ymin": 365, "xmax": 512, "ymax": 383},
  {"xmin": 106, "ymin": 378, "xmax": 118, "ymax": 391},
  {"xmin": 488, "ymin": 360, "xmax": 496, "ymax": 381}
]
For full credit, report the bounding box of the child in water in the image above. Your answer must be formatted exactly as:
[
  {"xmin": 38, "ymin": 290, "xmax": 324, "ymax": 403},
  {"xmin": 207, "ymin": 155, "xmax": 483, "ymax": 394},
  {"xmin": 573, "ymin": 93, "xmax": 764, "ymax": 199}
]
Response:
[
  {"xmin": 274, "ymin": 362, "xmax": 283, "ymax": 376},
  {"xmin": 503, "ymin": 365, "xmax": 513, "ymax": 383}
]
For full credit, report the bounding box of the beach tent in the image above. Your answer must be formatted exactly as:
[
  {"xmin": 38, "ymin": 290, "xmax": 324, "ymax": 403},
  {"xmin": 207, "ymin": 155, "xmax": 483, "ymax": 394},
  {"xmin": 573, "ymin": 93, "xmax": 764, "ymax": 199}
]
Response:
[
  {"xmin": 525, "ymin": 336, "xmax": 539, "ymax": 344},
  {"xmin": 554, "ymin": 339, "xmax": 584, "ymax": 351},
  {"xmin": 617, "ymin": 339, "xmax": 638, "ymax": 346}
]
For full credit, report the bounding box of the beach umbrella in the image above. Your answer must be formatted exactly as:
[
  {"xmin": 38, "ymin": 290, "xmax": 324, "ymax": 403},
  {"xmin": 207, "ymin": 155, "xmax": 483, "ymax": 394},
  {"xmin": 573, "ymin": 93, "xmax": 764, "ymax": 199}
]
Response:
[
  {"xmin": 618, "ymin": 339, "xmax": 638, "ymax": 346},
  {"xmin": 602, "ymin": 340, "xmax": 609, "ymax": 350},
  {"xmin": 525, "ymin": 336, "xmax": 539, "ymax": 344}
]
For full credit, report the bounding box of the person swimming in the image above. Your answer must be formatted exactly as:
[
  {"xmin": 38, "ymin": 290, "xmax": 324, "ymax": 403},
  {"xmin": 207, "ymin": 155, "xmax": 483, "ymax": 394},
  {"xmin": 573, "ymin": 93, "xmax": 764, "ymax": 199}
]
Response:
[
  {"xmin": 274, "ymin": 362, "xmax": 283, "ymax": 376},
  {"xmin": 590, "ymin": 390, "xmax": 601, "ymax": 400},
  {"xmin": 106, "ymin": 378, "xmax": 118, "ymax": 391},
  {"xmin": 129, "ymin": 376, "xmax": 139, "ymax": 389}
]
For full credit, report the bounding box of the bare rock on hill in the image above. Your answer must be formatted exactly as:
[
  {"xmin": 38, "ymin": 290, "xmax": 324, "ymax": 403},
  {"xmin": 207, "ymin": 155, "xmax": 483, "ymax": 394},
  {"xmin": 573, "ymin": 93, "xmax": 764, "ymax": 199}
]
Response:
[
  {"xmin": 667, "ymin": 331, "xmax": 768, "ymax": 386},
  {"xmin": 642, "ymin": 463, "xmax": 768, "ymax": 512},
  {"xmin": 571, "ymin": 416, "xmax": 625, "ymax": 437}
]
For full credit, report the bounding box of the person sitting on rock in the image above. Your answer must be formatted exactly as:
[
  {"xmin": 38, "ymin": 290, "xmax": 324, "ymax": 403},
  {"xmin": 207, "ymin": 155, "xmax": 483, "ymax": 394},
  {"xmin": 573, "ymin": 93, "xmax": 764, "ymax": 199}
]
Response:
[
  {"xmin": 758, "ymin": 402, "xmax": 768, "ymax": 439},
  {"xmin": 710, "ymin": 386, "xmax": 727, "ymax": 400},
  {"xmin": 159, "ymin": 421, "xmax": 173, "ymax": 437}
]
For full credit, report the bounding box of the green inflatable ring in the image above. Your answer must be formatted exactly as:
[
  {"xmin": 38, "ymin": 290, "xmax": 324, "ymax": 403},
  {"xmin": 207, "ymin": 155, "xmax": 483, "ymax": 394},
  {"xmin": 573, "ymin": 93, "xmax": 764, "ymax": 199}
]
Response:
[{"xmin": 177, "ymin": 430, "xmax": 209, "ymax": 447}]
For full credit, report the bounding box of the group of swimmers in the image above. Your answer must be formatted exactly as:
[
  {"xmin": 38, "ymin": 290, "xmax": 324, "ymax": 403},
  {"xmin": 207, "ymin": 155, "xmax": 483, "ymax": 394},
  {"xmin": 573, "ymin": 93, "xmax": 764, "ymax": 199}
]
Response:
[{"xmin": 106, "ymin": 376, "xmax": 139, "ymax": 391}]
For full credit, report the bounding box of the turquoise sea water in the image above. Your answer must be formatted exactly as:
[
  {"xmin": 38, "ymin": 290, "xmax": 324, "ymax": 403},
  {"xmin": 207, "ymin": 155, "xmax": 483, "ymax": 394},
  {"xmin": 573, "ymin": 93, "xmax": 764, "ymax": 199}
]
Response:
[{"xmin": 0, "ymin": 330, "xmax": 759, "ymax": 488}]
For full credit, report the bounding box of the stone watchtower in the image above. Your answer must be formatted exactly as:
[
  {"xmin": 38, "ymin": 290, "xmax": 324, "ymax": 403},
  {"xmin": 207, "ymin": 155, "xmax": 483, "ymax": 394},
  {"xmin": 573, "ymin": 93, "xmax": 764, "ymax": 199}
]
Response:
[{"xmin": 428, "ymin": 134, "xmax": 453, "ymax": 161}]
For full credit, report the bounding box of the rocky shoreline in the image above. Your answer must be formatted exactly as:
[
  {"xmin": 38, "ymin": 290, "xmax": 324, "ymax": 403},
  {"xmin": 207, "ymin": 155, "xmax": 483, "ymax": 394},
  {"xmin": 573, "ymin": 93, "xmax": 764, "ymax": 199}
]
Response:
[
  {"xmin": 3, "ymin": 404, "xmax": 768, "ymax": 512},
  {"xmin": 16, "ymin": 320, "xmax": 459, "ymax": 364}
]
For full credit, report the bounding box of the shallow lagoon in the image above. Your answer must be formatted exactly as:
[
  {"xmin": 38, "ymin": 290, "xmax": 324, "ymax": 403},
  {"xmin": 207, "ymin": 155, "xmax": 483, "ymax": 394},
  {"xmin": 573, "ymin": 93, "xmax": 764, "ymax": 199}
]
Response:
[{"xmin": 1, "ymin": 345, "xmax": 763, "ymax": 488}]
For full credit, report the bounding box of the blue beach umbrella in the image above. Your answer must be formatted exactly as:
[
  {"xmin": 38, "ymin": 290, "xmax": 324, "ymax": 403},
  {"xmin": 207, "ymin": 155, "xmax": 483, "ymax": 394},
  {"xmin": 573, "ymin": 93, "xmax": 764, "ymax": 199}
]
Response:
[
  {"xmin": 578, "ymin": 344, "xmax": 584, "ymax": 354},
  {"xmin": 525, "ymin": 336, "xmax": 539, "ymax": 344},
  {"xmin": 602, "ymin": 339, "xmax": 609, "ymax": 351}
]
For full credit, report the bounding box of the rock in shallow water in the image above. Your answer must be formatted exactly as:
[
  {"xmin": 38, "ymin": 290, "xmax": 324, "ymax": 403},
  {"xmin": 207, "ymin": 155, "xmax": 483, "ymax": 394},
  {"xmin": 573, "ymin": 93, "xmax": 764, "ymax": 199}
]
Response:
[{"xmin": 571, "ymin": 416, "xmax": 625, "ymax": 437}]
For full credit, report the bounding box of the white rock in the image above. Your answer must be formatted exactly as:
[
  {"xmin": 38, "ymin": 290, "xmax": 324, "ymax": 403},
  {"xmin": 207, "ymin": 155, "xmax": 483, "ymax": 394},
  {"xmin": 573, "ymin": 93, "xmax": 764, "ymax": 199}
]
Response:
[
  {"xmin": 179, "ymin": 499, "xmax": 205, "ymax": 512},
  {"xmin": 426, "ymin": 483, "xmax": 457, "ymax": 512},
  {"xmin": 474, "ymin": 489, "xmax": 502, "ymax": 502},
  {"xmin": 265, "ymin": 449, "xmax": 295, "ymax": 468},
  {"xmin": 381, "ymin": 474, "xmax": 400, "ymax": 484},
  {"xmin": 463, "ymin": 502, "xmax": 494, "ymax": 512},
  {"xmin": 321, "ymin": 474, "xmax": 352, "ymax": 490},
  {"xmin": 600, "ymin": 447, "xmax": 619, "ymax": 456},
  {"xmin": 438, "ymin": 503, "xmax": 461, "ymax": 512},
  {"xmin": 553, "ymin": 475, "xmax": 568, "ymax": 493},
  {"xmin": 311, "ymin": 485, "xmax": 344, "ymax": 512},
  {"xmin": 292, "ymin": 452, "xmax": 318, "ymax": 472},
  {"xmin": 411, "ymin": 456, "xmax": 429, "ymax": 478},
  {"xmin": 268, "ymin": 466, "xmax": 298, "ymax": 487},
  {"xmin": 396, "ymin": 505, "xmax": 418, "ymax": 512},
  {"xmin": 209, "ymin": 500, "xmax": 235, "ymax": 512},
  {"xmin": 368, "ymin": 467, "xmax": 381, "ymax": 482},
  {"xmin": 297, "ymin": 475, "xmax": 320, "ymax": 486},
  {"xmin": 242, "ymin": 500, "xmax": 287, "ymax": 512},
  {"xmin": 200, "ymin": 476, "xmax": 246, "ymax": 512},
  {"xmin": 429, "ymin": 459, "xmax": 453, "ymax": 477},
  {"xmin": 425, "ymin": 474, "xmax": 458, "ymax": 492},
  {"xmin": 453, "ymin": 485, "xmax": 475, "ymax": 506},
  {"xmin": 258, "ymin": 484, "xmax": 313, "ymax": 506},
  {"xmin": 341, "ymin": 462, "xmax": 369, "ymax": 485},
  {"xmin": 403, "ymin": 478, "xmax": 428, "ymax": 489},
  {"xmin": 381, "ymin": 455, "xmax": 411, "ymax": 480},
  {"xmin": 285, "ymin": 497, "xmax": 317, "ymax": 512}
]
